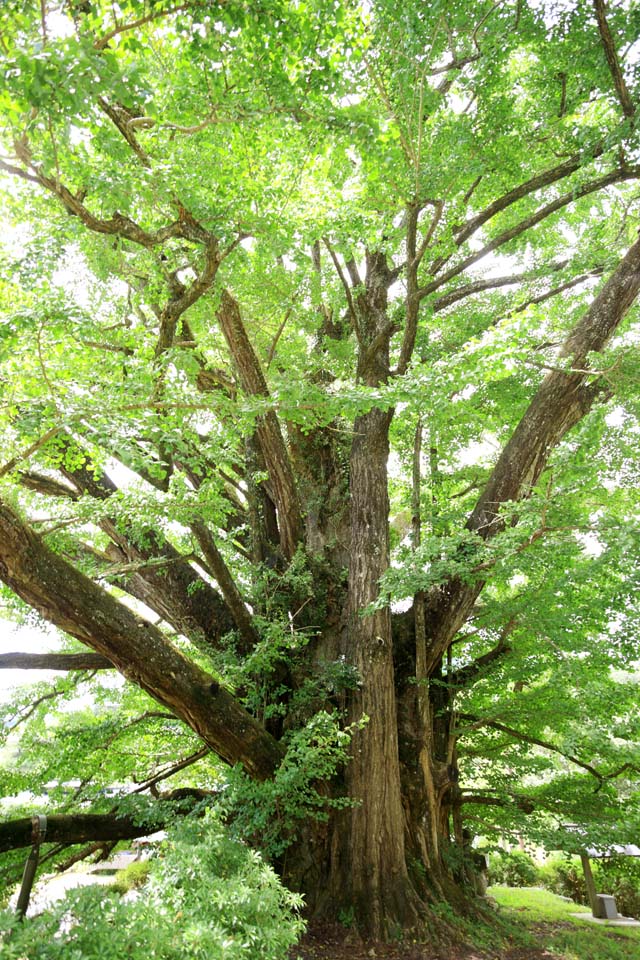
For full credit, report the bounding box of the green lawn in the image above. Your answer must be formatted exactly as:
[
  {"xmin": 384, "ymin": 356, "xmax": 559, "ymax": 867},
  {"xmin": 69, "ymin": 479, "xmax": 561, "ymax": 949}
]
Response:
[{"xmin": 489, "ymin": 886, "xmax": 640, "ymax": 960}]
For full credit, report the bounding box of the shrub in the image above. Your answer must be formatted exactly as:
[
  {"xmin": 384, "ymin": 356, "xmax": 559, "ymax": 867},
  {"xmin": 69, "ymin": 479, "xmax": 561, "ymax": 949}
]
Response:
[
  {"xmin": 538, "ymin": 854, "xmax": 587, "ymax": 903},
  {"xmin": 488, "ymin": 849, "xmax": 540, "ymax": 887},
  {"xmin": 0, "ymin": 811, "xmax": 305, "ymax": 960}
]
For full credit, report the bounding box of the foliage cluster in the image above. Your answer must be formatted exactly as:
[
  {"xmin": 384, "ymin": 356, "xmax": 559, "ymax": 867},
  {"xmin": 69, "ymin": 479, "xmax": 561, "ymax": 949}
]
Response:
[
  {"xmin": 487, "ymin": 849, "xmax": 540, "ymax": 888},
  {"xmin": 221, "ymin": 711, "xmax": 365, "ymax": 858},
  {"xmin": 0, "ymin": 811, "xmax": 304, "ymax": 960}
]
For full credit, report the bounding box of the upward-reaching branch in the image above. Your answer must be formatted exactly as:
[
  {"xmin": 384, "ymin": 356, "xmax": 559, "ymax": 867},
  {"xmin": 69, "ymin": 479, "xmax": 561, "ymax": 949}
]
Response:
[
  {"xmin": 453, "ymin": 148, "xmax": 605, "ymax": 249},
  {"xmin": 422, "ymin": 235, "xmax": 640, "ymax": 675},
  {"xmin": 216, "ymin": 290, "xmax": 303, "ymax": 560},
  {"xmin": 593, "ymin": 0, "xmax": 636, "ymax": 120},
  {"xmin": 418, "ymin": 166, "xmax": 637, "ymax": 301}
]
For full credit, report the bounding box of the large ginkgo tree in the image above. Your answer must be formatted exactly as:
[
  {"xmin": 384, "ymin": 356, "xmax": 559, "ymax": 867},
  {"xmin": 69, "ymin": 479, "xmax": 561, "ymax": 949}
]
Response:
[{"xmin": 0, "ymin": 0, "xmax": 639, "ymax": 939}]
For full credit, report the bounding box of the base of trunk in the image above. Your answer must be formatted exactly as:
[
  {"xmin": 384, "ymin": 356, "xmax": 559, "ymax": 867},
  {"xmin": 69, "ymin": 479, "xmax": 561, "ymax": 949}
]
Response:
[{"xmin": 283, "ymin": 817, "xmax": 487, "ymax": 942}]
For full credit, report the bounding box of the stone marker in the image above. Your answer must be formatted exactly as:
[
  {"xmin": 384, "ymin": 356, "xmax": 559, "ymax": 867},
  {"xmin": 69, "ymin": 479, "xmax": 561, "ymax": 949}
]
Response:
[{"xmin": 595, "ymin": 894, "xmax": 619, "ymax": 920}]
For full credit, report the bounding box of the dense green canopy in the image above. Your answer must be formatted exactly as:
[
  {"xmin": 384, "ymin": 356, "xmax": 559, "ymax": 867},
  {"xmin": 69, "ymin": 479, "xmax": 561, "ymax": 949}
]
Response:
[{"xmin": 0, "ymin": 0, "xmax": 639, "ymax": 940}]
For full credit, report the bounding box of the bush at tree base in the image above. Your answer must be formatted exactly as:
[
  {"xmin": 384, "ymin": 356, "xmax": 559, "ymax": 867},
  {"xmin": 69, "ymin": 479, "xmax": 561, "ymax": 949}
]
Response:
[{"xmin": 0, "ymin": 811, "xmax": 305, "ymax": 960}]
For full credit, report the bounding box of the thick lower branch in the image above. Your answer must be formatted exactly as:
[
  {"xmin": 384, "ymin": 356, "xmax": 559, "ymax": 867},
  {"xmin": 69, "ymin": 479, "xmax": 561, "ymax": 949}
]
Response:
[
  {"xmin": 0, "ymin": 499, "xmax": 283, "ymax": 780},
  {"xmin": 0, "ymin": 795, "xmax": 208, "ymax": 855},
  {"xmin": 0, "ymin": 652, "xmax": 113, "ymax": 671}
]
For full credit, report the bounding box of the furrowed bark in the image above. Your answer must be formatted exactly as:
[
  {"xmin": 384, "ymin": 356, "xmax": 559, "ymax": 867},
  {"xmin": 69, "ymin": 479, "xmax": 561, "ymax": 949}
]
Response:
[
  {"xmin": 335, "ymin": 252, "xmax": 424, "ymax": 937},
  {"xmin": 0, "ymin": 499, "xmax": 283, "ymax": 780}
]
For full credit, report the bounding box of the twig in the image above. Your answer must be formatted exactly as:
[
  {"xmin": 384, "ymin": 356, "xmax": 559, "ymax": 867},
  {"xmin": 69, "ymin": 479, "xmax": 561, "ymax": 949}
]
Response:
[
  {"xmin": 322, "ymin": 238, "xmax": 359, "ymax": 330},
  {"xmin": 0, "ymin": 426, "xmax": 62, "ymax": 480},
  {"xmin": 94, "ymin": 4, "xmax": 189, "ymax": 50}
]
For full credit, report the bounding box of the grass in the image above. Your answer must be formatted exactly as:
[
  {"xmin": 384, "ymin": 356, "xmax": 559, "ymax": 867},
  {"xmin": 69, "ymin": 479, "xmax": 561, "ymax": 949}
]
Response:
[{"xmin": 489, "ymin": 886, "xmax": 640, "ymax": 960}]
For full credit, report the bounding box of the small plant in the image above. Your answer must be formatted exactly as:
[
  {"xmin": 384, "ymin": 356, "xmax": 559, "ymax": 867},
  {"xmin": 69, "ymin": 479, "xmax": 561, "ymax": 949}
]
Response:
[
  {"xmin": 338, "ymin": 905, "xmax": 355, "ymax": 927},
  {"xmin": 111, "ymin": 858, "xmax": 151, "ymax": 894}
]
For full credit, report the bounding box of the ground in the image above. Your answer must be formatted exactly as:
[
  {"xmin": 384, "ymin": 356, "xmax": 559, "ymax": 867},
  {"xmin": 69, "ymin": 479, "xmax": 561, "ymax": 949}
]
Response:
[{"xmin": 289, "ymin": 889, "xmax": 640, "ymax": 960}]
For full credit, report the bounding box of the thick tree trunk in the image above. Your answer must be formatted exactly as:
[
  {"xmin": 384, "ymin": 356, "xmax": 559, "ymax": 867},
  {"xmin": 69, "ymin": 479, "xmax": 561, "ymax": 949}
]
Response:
[
  {"xmin": 334, "ymin": 407, "xmax": 424, "ymax": 937},
  {"xmin": 314, "ymin": 254, "xmax": 431, "ymax": 937}
]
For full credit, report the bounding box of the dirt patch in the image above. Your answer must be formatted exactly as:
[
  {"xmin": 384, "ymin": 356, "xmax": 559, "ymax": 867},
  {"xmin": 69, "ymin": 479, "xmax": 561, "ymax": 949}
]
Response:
[{"xmin": 289, "ymin": 921, "xmax": 560, "ymax": 960}]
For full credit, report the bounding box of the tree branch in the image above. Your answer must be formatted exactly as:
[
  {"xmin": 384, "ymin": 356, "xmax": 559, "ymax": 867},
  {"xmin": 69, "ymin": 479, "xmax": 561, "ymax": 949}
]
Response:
[
  {"xmin": 448, "ymin": 618, "xmax": 516, "ymax": 687},
  {"xmin": 323, "ymin": 238, "xmax": 359, "ymax": 331},
  {"xmin": 506, "ymin": 267, "xmax": 605, "ymax": 318},
  {"xmin": 456, "ymin": 713, "xmax": 605, "ymax": 781},
  {"xmin": 131, "ymin": 746, "xmax": 211, "ymax": 794},
  {"xmin": 98, "ymin": 98, "xmax": 152, "ymax": 167},
  {"xmin": 190, "ymin": 520, "xmax": 259, "ymax": 652},
  {"xmin": 421, "ymin": 236, "xmax": 640, "ymax": 675},
  {"xmin": 0, "ymin": 498, "xmax": 283, "ymax": 779},
  {"xmin": 453, "ymin": 147, "xmax": 605, "ymax": 249},
  {"xmin": 57, "ymin": 440, "xmax": 238, "ymax": 649},
  {"xmin": 0, "ymin": 806, "xmax": 186, "ymax": 855},
  {"xmin": 419, "ymin": 167, "xmax": 637, "ymax": 300},
  {"xmin": 0, "ymin": 426, "xmax": 62, "ymax": 480},
  {"xmin": 216, "ymin": 290, "xmax": 303, "ymax": 559},
  {"xmin": 460, "ymin": 791, "xmax": 535, "ymax": 813},
  {"xmin": 0, "ymin": 652, "xmax": 113, "ymax": 671},
  {"xmin": 432, "ymin": 267, "xmax": 567, "ymax": 313},
  {"xmin": 154, "ymin": 237, "xmax": 220, "ymax": 356},
  {"xmin": 593, "ymin": 0, "xmax": 636, "ymax": 120},
  {"xmin": 93, "ymin": 4, "xmax": 189, "ymax": 51},
  {"xmin": 18, "ymin": 471, "xmax": 79, "ymax": 500},
  {"xmin": 8, "ymin": 138, "xmax": 215, "ymax": 250}
]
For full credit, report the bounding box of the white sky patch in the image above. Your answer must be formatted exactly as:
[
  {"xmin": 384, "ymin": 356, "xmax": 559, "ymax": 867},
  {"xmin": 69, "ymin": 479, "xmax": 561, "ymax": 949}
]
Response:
[
  {"xmin": 509, "ymin": 573, "xmax": 528, "ymax": 588},
  {"xmin": 45, "ymin": 9, "xmax": 75, "ymax": 39},
  {"xmin": 605, "ymin": 406, "xmax": 626, "ymax": 428},
  {"xmin": 0, "ymin": 623, "xmax": 63, "ymax": 700},
  {"xmin": 576, "ymin": 530, "xmax": 604, "ymax": 558},
  {"xmin": 455, "ymin": 383, "xmax": 477, "ymax": 402},
  {"xmin": 455, "ymin": 436, "xmax": 499, "ymax": 468},
  {"xmin": 69, "ymin": 126, "xmax": 91, "ymax": 148}
]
